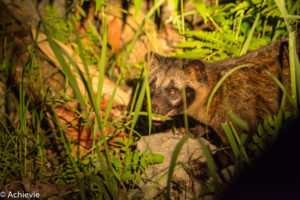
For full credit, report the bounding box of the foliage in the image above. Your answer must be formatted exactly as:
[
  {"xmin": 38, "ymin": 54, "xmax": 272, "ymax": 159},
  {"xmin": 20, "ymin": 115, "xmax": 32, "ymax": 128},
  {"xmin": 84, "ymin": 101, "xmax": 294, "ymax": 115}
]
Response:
[
  {"xmin": 45, "ymin": 4, "xmax": 102, "ymax": 66},
  {"xmin": 0, "ymin": 54, "xmax": 54, "ymax": 187},
  {"xmin": 111, "ymin": 150, "xmax": 164, "ymax": 183},
  {"xmin": 42, "ymin": 1, "xmax": 166, "ymax": 198},
  {"xmin": 173, "ymin": 0, "xmax": 300, "ymax": 61},
  {"xmin": 44, "ymin": 5, "xmax": 75, "ymax": 43}
]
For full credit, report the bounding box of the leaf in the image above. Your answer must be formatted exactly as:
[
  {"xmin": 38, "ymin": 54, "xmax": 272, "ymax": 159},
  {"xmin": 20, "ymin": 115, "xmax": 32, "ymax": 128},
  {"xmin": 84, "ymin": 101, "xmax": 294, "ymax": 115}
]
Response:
[
  {"xmin": 231, "ymin": 1, "xmax": 250, "ymax": 14},
  {"xmin": 228, "ymin": 109, "xmax": 250, "ymax": 132},
  {"xmin": 112, "ymin": 157, "xmax": 122, "ymax": 170},
  {"xmin": 174, "ymin": 40, "xmax": 204, "ymax": 48},
  {"xmin": 252, "ymin": 134, "xmax": 264, "ymax": 149},
  {"xmin": 125, "ymin": 152, "xmax": 133, "ymax": 167},
  {"xmin": 263, "ymin": 117, "xmax": 271, "ymax": 134},
  {"xmin": 251, "ymin": 0, "xmax": 263, "ymax": 4},
  {"xmin": 240, "ymin": 133, "xmax": 249, "ymax": 145},
  {"xmin": 108, "ymin": 18, "xmax": 121, "ymax": 54},
  {"xmin": 185, "ymin": 31, "xmax": 228, "ymax": 47},
  {"xmin": 222, "ymin": 123, "xmax": 239, "ymax": 159},
  {"xmin": 192, "ymin": 1, "xmax": 208, "ymax": 23},
  {"xmin": 134, "ymin": 0, "xmax": 143, "ymax": 18},
  {"xmin": 140, "ymin": 152, "xmax": 148, "ymax": 169},
  {"xmin": 145, "ymin": 153, "xmax": 164, "ymax": 164},
  {"xmin": 123, "ymin": 170, "xmax": 135, "ymax": 181},
  {"xmin": 267, "ymin": 115, "xmax": 275, "ymax": 127},
  {"xmin": 95, "ymin": 0, "xmax": 103, "ymax": 13},
  {"xmin": 240, "ymin": 13, "xmax": 260, "ymax": 56},
  {"xmin": 197, "ymin": 138, "xmax": 219, "ymax": 189},
  {"xmin": 174, "ymin": 48, "xmax": 213, "ymax": 59},
  {"xmin": 257, "ymin": 123, "xmax": 264, "ymax": 136},
  {"xmin": 133, "ymin": 151, "xmax": 140, "ymax": 171}
]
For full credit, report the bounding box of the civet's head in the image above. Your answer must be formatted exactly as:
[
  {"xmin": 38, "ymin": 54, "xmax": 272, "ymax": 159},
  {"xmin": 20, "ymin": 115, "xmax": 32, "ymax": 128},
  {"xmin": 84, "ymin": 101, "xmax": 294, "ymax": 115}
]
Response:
[{"xmin": 145, "ymin": 52, "xmax": 208, "ymax": 121}]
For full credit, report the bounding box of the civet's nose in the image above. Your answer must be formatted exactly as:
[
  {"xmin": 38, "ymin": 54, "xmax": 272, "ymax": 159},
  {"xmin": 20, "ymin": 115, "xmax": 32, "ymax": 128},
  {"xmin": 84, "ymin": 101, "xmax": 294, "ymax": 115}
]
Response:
[{"xmin": 151, "ymin": 104, "xmax": 160, "ymax": 114}]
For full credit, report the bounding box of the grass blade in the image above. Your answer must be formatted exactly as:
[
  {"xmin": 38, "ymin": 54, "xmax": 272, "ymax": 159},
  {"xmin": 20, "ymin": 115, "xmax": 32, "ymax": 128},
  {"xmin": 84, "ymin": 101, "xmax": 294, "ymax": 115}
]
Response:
[
  {"xmin": 240, "ymin": 13, "xmax": 260, "ymax": 56},
  {"xmin": 197, "ymin": 138, "xmax": 220, "ymax": 192},
  {"xmin": 43, "ymin": 25, "xmax": 88, "ymax": 115},
  {"xmin": 165, "ymin": 135, "xmax": 189, "ymax": 199},
  {"xmin": 222, "ymin": 123, "xmax": 239, "ymax": 159}
]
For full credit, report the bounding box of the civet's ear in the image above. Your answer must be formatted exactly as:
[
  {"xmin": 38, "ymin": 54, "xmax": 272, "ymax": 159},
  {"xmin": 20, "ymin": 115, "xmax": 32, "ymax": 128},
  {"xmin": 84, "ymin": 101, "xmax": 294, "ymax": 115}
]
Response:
[
  {"xmin": 145, "ymin": 52, "xmax": 162, "ymax": 70},
  {"xmin": 183, "ymin": 59, "xmax": 207, "ymax": 83}
]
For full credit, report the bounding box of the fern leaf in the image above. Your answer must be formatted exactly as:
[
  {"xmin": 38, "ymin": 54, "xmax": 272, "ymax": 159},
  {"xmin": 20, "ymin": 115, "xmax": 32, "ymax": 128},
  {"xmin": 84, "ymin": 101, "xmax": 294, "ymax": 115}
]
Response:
[{"xmin": 185, "ymin": 31, "xmax": 229, "ymax": 47}]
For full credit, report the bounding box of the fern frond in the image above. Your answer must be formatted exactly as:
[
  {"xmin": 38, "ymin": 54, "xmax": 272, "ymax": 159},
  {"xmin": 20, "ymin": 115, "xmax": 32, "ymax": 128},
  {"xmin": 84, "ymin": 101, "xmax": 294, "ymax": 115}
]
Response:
[
  {"xmin": 185, "ymin": 31, "xmax": 229, "ymax": 48},
  {"xmin": 248, "ymin": 38, "xmax": 269, "ymax": 50},
  {"xmin": 174, "ymin": 40, "xmax": 207, "ymax": 48},
  {"xmin": 174, "ymin": 48, "xmax": 213, "ymax": 59},
  {"xmin": 262, "ymin": 5, "xmax": 282, "ymax": 18},
  {"xmin": 221, "ymin": 34, "xmax": 243, "ymax": 45}
]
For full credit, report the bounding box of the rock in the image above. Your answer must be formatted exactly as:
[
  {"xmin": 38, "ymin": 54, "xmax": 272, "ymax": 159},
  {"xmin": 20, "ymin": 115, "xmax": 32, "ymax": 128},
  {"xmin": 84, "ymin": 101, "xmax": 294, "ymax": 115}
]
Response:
[
  {"xmin": 2, "ymin": 0, "xmax": 40, "ymax": 27},
  {"xmin": 137, "ymin": 132, "xmax": 217, "ymax": 199}
]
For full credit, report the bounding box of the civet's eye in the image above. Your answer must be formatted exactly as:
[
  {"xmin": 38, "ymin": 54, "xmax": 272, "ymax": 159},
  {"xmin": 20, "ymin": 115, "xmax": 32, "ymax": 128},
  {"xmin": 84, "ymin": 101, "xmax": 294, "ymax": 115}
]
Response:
[
  {"xmin": 168, "ymin": 89, "xmax": 176, "ymax": 95},
  {"xmin": 149, "ymin": 77, "xmax": 157, "ymax": 94}
]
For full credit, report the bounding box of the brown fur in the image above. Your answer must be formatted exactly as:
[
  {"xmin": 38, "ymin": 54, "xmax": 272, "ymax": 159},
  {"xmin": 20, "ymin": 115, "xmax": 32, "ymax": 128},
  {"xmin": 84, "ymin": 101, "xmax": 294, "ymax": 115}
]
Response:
[{"xmin": 146, "ymin": 40, "xmax": 292, "ymax": 144}]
